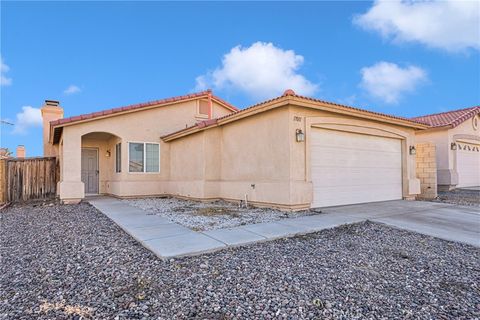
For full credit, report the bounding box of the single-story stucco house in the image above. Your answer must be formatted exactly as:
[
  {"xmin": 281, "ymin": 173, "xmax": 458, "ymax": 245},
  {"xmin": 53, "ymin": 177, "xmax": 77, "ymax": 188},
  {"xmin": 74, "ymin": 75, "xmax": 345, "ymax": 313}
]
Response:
[
  {"xmin": 42, "ymin": 89, "xmax": 436, "ymax": 209},
  {"xmin": 413, "ymin": 107, "xmax": 480, "ymax": 190}
]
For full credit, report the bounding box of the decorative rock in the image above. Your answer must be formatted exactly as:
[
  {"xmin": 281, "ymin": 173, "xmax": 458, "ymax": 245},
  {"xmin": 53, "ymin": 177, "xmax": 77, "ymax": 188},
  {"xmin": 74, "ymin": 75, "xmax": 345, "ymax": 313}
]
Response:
[
  {"xmin": 1, "ymin": 202, "xmax": 478, "ymax": 319},
  {"xmin": 124, "ymin": 197, "xmax": 317, "ymax": 231}
]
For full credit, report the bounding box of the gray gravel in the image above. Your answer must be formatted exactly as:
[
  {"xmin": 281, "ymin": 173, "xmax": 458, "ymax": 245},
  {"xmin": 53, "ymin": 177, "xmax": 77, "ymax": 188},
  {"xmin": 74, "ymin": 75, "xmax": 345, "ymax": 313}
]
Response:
[
  {"xmin": 1, "ymin": 201, "xmax": 479, "ymax": 319},
  {"xmin": 124, "ymin": 197, "xmax": 317, "ymax": 231},
  {"xmin": 435, "ymin": 188, "xmax": 480, "ymax": 207}
]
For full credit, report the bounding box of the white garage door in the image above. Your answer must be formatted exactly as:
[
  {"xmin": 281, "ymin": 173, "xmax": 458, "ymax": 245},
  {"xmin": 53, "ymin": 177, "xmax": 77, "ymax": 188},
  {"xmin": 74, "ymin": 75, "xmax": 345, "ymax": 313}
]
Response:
[
  {"xmin": 456, "ymin": 142, "xmax": 480, "ymax": 188},
  {"xmin": 311, "ymin": 128, "xmax": 403, "ymax": 208}
]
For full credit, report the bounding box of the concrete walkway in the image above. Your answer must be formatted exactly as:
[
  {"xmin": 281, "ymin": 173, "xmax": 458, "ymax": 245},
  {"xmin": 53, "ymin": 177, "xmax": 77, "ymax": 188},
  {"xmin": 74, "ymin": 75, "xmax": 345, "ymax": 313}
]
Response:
[
  {"xmin": 88, "ymin": 197, "xmax": 480, "ymax": 259},
  {"xmin": 88, "ymin": 197, "xmax": 226, "ymax": 258}
]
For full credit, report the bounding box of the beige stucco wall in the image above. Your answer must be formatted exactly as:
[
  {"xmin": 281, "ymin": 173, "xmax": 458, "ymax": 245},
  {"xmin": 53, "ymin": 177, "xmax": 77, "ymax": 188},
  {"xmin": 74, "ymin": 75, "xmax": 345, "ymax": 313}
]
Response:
[
  {"xmin": 219, "ymin": 108, "xmax": 293, "ymax": 206},
  {"xmin": 167, "ymin": 130, "xmax": 206, "ymax": 198},
  {"xmin": 56, "ymin": 99, "xmax": 234, "ymax": 202},
  {"xmin": 167, "ymin": 107, "xmax": 294, "ymax": 207},
  {"xmin": 416, "ymin": 114, "xmax": 480, "ymax": 189},
  {"xmin": 41, "ymin": 104, "xmax": 63, "ymax": 157}
]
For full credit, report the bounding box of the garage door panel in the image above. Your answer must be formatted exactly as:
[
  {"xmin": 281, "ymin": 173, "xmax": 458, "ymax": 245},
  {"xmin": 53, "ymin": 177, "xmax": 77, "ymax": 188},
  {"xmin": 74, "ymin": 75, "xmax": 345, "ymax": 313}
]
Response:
[
  {"xmin": 311, "ymin": 128, "xmax": 403, "ymax": 208},
  {"xmin": 311, "ymin": 148, "xmax": 401, "ymax": 168},
  {"xmin": 312, "ymin": 131, "xmax": 402, "ymax": 152},
  {"xmin": 457, "ymin": 142, "xmax": 480, "ymax": 188},
  {"xmin": 311, "ymin": 167, "xmax": 402, "ymax": 186},
  {"xmin": 313, "ymin": 185, "xmax": 403, "ymax": 208}
]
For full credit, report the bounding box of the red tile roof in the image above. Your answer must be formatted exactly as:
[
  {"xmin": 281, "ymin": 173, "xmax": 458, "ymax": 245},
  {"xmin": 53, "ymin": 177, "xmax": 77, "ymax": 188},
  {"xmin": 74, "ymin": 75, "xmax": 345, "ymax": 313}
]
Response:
[
  {"xmin": 50, "ymin": 90, "xmax": 238, "ymax": 127},
  {"xmin": 162, "ymin": 89, "xmax": 429, "ymax": 140},
  {"xmin": 217, "ymin": 89, "xmax": 429, "ymax": 124},
  {"xmin": 411, "ymin": 106, "xmax": 480, "ymax": 128}
]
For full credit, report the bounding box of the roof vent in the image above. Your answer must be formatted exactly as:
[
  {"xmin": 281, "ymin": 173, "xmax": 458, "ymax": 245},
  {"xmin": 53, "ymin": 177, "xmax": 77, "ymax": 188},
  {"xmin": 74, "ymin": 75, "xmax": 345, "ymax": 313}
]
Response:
[
  {"xmin": 283, "ymin": 89, "xmax": 296, "ymax": 96},
  {"xmin": 45, "ymin": 100, "xmax": 60, "ymax": 106}
]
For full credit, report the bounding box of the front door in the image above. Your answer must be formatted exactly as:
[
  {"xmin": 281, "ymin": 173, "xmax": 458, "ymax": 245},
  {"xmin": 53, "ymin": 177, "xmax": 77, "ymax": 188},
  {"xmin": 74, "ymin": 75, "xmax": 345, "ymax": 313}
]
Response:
[{"xmin": 81, "ymin": 148, "xmax": 99, "ymax": 194}]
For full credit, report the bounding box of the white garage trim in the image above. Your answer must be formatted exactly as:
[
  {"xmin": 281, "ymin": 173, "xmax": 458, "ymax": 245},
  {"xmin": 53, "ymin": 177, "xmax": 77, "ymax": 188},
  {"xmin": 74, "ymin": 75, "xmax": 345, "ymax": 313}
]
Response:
[{"xmin": 310, "ymin": 128, "xmax": 403, "ymax": 208}]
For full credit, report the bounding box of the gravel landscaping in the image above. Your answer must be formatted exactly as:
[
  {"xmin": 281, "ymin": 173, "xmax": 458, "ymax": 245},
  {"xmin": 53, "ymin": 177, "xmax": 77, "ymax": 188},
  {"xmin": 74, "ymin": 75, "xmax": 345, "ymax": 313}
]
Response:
[
  {"xmin": 124, "ymin": 197, "xmax": 318, "ymax": 231},
  {"xmin": 1, "ymin": 201, "xmax": 479, "ymax": 319},
  {"xmin": 435, "ymin": 188, "xmax": 480, "ymax": 207}
]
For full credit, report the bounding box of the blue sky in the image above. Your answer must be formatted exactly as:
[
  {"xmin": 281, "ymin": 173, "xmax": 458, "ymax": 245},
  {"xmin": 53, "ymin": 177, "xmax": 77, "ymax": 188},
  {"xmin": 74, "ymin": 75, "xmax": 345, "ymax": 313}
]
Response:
[{"xmin": 1, "ymin": 1, "xmax": 479, "ymax": 156}]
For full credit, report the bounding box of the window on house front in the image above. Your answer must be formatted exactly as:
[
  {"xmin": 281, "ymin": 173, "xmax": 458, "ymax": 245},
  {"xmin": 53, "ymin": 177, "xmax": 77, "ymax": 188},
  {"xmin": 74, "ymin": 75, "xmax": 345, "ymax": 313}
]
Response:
[
  {"xmin": 145, "ymin": 143, "xmax": 159, "ymax": 172},
  {"xmin": 128, "ymin": 142, "xmax": 160, "ymax": 173},
  {"xmin": 129, "ymin": 143, "xmax": 144, "ymax": 172},
  {"xmin": 115, "ymin": 143, "xmax": 121, "ymax": 173}
]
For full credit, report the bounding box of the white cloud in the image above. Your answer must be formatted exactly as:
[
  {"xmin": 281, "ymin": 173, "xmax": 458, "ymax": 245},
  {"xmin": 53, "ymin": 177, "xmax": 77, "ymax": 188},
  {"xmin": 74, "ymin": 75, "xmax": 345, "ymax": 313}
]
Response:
[
  {"xmin": 1, "ymin": 56, "xmax": 12, "ymax": 86},
  {"xmin": 63, "ymin": 84, "xmax": 81, "ymax": 95},
  {"xmin": 338, "ymin": 95, "xmax": 358, "ymax": 106},
  {"xmin": 12, "ymin": 106, "xmax": 43, "ymax": 135},
  {"xmin": 195, "ymin": 42, "xmax": 318, "ymax": 99},
  {"xmin": 354, "ymin": 0, "xmax": 480, "ymax": 52},
  {"xmin": 360, "ymin": 61, "xmax": 427, "ymax": 104}
]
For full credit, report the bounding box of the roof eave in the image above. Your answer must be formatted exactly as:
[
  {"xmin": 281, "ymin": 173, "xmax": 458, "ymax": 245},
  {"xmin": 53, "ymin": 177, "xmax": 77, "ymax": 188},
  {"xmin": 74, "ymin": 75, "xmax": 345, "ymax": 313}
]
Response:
[
  {"xmin": 289, "ymin": 97, "xmax": 429, "ymax": 130},
  {"xmin": 53, "ymin": 95, "xmax": 209, "ymax": 129},
  {"xmin": 162, "ymin": 95, "xmax": 429, "ymax": 142},
  {"xmin": 414, "ymin": 124, "xmax": 453, "ymax": 133},
  {"xmin": 211, "ymin": 96, "xmax": 239, "ymax": 112},
  {"xmin": 51, "ymin": 91, "xmax": 239, "ymax": 130},
  {"xmin": 51, "ymin": 126, "xmax": 63, "ymax": 144}
]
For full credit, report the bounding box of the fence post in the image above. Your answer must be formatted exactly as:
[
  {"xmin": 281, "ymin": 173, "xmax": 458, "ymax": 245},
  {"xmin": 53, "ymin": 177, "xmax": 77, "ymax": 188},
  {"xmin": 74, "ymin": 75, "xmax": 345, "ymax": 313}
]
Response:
[{"xmin": 0, "ymin": 159, "xmax": 6, "ymax": 203}]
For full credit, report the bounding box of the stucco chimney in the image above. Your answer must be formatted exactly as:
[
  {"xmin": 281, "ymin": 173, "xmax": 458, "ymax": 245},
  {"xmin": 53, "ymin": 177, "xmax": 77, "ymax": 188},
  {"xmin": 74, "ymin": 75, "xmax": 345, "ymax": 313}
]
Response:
[
  {"xmin": 16, "ymin": 145, "xmax": 25, "ymax": 158},
  {"xmin": 41, "ymin": 100, "xmax": 64, "ymax": 157}
]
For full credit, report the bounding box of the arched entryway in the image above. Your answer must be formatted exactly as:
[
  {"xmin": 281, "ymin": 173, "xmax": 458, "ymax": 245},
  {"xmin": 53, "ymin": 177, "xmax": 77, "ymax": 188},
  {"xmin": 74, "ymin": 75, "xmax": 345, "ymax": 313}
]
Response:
[{"xmin": 81, "ymin": 131, "xmax": 121, "ymax": 195}]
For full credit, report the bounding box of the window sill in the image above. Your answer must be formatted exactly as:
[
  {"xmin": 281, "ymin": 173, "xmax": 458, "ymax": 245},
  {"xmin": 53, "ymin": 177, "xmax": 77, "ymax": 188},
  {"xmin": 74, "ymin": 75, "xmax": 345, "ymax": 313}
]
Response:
[{"xmin": 128, "ymin": 171, "xmax": 161, "ymax": 175}]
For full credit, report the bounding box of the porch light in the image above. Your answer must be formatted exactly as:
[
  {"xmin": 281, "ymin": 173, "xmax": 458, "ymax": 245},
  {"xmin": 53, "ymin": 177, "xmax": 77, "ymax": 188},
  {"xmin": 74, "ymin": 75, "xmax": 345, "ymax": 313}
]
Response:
[
  {"xmin": 295, "ymin": 129, "xmax": 305, "ymax": 142},
  {"xmin": 451, "ymin": 142, "xmax": 457, "ymax": 150},
  {"xmin": 106, "ymin": 150, "xmax": 111, "ymax": 157},
  {"xmin": 409, "ymin": 146, "xmax": 416, "ymax": 155}
]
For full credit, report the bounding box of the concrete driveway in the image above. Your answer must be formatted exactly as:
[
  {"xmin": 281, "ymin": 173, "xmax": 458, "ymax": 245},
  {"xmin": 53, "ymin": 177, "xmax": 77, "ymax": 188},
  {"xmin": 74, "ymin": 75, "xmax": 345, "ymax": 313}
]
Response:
[{"xmin": 322, "ymin": 200, "xmax": 480, "ymax": 247}]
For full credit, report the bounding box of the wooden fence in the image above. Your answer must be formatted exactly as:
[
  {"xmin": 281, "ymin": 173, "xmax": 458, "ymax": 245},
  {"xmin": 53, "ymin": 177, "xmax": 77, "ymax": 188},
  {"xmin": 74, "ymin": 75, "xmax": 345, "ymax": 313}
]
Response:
[{"xmin": 0, "ymin": 157, "xmax": 58, "ymax": 203}]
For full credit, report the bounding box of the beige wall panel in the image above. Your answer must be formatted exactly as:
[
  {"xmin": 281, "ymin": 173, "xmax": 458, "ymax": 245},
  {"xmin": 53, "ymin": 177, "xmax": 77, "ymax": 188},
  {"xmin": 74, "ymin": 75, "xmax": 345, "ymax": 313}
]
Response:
[{"xmin": 220, "ymin": 107, "xmax": 290, "ymax": 181}]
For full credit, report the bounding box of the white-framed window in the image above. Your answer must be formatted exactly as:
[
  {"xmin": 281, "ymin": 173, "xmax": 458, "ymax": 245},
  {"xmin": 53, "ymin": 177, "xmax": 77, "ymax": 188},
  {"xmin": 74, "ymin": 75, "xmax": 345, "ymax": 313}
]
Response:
[
  {"xmin": 128, "ymin": 142, "xmax": 160, "ymax": 173},
  {"xmin": 115, "ymin": 142, "xmax": 121, "ymax": 173}
]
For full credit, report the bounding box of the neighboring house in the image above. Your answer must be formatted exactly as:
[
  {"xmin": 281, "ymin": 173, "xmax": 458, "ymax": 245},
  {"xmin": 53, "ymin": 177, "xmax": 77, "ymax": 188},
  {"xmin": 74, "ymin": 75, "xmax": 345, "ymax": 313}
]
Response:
[
  {"xmin": 43, "ymin": 89, "xmax": 428, "ymax": 209},
  {"xmin": 413, "ymin": 107, "xmax": 480, "ymax": 190},
  {"xmin": 0, "ymin": 148, "xmax": 12, "ymax": 159},
  {"xmin": 0, "ymin": 146, "xmax": 26, "ymax": 159}
]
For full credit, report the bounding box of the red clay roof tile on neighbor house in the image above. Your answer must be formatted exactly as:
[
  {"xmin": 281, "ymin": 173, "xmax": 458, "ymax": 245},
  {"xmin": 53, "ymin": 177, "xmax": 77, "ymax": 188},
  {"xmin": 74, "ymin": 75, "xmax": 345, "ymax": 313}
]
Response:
[
  {"xmin": 161, "ymin": 89, "xmax": 429, "ymax": 140},
  {"xmin": 49, "ymin": 90, "xmax": 238, "ymax": 127},
  {"xmin": 411, "ymin": 106, "xmax": 480, "ymax": 128}
]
